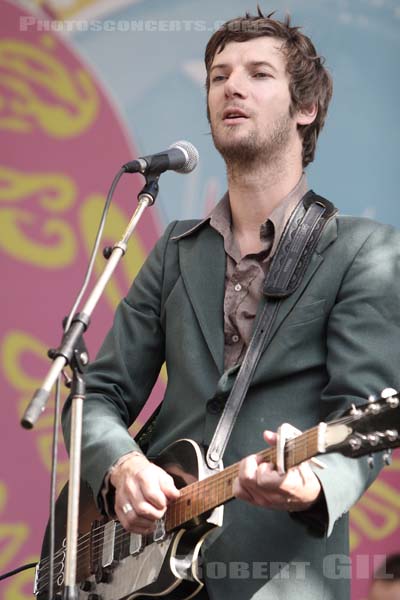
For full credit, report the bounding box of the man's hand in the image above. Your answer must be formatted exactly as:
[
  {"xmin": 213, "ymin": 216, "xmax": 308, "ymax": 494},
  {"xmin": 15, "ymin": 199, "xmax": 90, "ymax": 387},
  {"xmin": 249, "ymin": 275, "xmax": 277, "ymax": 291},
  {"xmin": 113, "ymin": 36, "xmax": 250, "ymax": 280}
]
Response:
[
  {"xmin": 232, "ymin": 430, "xmax": 321, "ymax": 512},
  {"xmin": 110, "ymin": 453, "xmax": 180, "ymax": 533}
]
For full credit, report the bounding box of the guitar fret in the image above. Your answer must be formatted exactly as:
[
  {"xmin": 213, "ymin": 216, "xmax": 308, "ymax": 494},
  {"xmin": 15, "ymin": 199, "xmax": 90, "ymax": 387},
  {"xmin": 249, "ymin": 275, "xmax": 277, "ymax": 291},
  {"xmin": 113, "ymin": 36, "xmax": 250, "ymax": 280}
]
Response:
[
  {"xmin": 39, "ymin": 395, "xmax": 400, "ymax": 599},
  {"xmin": 285, "ymin": 428, "xmax": 319, "ymax": 469},
  {"xmin": 165, "ymin": 428, "xmax": 321, "ymax": 533}
]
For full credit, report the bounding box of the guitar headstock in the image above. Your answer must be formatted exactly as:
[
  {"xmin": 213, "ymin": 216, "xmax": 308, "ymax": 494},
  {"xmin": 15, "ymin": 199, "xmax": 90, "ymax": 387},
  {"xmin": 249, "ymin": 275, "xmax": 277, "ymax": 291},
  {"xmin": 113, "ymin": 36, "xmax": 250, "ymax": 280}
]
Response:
[{"xmin": 322, "ymin": 388, "xmax": 400, "ymax": 462}]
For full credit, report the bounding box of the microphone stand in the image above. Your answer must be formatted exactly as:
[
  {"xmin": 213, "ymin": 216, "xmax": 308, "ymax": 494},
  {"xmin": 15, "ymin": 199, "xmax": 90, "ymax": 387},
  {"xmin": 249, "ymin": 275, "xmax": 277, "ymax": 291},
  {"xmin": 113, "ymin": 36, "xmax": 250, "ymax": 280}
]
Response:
[{"xmin": 21, "ymin": 174, "xmax": 159, "ymax": 600}]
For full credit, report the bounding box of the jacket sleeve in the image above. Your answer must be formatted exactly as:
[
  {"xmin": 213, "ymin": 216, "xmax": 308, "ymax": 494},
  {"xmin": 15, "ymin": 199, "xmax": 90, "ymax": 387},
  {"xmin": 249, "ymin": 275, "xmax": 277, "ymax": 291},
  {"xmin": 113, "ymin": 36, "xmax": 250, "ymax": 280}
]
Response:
[
  {"xmin": 62, "ymin": 220, "xmax": 178, "ymax": 505},
  {"xmin": 299, "ymin": 221, "xmax": 400, "ymax": 536}
]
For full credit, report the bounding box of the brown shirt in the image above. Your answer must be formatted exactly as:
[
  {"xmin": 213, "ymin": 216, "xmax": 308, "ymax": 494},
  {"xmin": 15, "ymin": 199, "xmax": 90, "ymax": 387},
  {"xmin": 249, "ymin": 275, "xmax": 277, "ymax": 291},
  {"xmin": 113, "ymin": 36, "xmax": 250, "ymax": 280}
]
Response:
[
  {"xmin": 209, "ymin": 174, "xmax": 308, "ymax": 369},
  {"xmin": 102, "ymin": 174, "xmax": 310, "ymax": 515}
]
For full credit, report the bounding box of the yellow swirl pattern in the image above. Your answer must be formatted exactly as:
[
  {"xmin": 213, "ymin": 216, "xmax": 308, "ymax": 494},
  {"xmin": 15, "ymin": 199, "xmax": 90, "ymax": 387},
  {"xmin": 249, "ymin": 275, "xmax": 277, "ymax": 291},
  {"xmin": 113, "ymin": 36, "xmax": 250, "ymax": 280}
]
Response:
[
  {"xmin": 78, "ymin": 193, "xmax": 168, "ymax": 396},
  {"xmin": 43, "ymin": 0, "xmax": 100, "ymax": 20},
  {"xmin": 1, "ymin": 331, "xmax": 69, "ymax": 491},
  {"xmin": 0, "ymin": 482, "xmax": 29, "ymax": 571},
  {"xmin": 0, "ymin": 165, "xmax": 77, "ymax": 267},
  {"xmin": 350, "ymin": 456, "xmax": 400, "ymax": 550},
  {"xmin": 79, "ymin": 194, "xmax": 148, "ymax": 311},
  {"xmin": 0, "ymin": 37, "xmax": 99, "ymax": 137},
  {"xmin": 3, "ymin": 555, "xmax": 37, "ymax": 600}
]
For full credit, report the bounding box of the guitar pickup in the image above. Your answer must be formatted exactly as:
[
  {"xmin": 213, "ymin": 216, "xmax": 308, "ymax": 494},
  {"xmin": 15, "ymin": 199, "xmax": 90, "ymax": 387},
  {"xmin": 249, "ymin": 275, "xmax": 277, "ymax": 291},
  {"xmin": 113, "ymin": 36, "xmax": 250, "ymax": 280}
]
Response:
[
  {"xmin": 129, "ymin": 533, "xmax": 143, "ymax": 556},
  {"xmin": 102, "ymin": 521, "xmax": 117, "ymax": 568}
]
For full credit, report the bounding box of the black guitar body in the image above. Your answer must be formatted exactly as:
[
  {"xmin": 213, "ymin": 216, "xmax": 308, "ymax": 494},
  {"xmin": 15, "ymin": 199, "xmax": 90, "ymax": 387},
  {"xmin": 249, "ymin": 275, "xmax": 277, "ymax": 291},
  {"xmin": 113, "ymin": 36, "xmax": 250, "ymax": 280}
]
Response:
[
  {"xmin": 37, "ymin": 439, "xmax": 223, "ymax": 600},
  {"xmin": 35, "ymin": 392, "xmax": 400, "ymax": 599}
]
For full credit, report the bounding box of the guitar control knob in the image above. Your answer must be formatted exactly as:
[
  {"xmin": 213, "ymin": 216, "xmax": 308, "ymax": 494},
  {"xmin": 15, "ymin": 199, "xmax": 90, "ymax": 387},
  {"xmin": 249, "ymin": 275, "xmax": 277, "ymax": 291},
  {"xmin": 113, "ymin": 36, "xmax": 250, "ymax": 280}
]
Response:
[
  {"xmin": 95, "ymin": 567, "xmax": 113, "ymax": 584},
  {"xmin": 80, "ymin": 580, "xmax": 95, "ymax": 592}
]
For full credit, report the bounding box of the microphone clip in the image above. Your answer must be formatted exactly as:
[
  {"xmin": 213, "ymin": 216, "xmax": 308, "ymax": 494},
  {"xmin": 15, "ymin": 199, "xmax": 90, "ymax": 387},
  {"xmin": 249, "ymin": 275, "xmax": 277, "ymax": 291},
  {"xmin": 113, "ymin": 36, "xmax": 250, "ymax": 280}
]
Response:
[{"xmin": 138, "ymin": 172, "xmax": 160, "ymax": 206}]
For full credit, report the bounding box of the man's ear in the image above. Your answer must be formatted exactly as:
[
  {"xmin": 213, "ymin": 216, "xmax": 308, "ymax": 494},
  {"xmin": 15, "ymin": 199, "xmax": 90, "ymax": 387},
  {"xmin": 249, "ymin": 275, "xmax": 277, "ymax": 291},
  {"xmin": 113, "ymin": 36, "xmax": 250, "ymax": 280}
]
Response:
[{"xmin": 296, "ymin": 103, "xmax": 318, "ymax": 126}]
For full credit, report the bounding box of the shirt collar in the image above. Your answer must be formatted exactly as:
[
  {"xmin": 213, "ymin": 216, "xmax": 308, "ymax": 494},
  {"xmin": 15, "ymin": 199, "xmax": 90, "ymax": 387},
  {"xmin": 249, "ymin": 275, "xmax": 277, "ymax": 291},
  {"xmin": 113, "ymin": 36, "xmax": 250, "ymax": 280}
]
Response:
[
  {"xmin": 172, "ymin": 173, "xmax": 308, "ymax": 251},
  {"xmin": 209, "ymin": 173, "xmax": 308, "ymax": 259}
]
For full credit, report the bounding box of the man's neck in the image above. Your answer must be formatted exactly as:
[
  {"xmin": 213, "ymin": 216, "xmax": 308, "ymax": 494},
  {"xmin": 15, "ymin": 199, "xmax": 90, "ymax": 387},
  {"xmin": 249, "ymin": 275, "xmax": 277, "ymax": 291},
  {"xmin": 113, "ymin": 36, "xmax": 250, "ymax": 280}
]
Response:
[{"xmin": 226, "ymin": 155, "xmax": 304, "ymax": 256}]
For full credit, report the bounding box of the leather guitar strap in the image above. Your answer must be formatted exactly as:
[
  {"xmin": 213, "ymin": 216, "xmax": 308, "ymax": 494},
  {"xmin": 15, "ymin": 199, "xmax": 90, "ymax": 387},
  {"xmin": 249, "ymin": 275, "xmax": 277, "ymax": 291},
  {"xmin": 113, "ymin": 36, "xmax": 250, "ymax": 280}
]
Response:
[{"xmin": 206, "ymin": 191, "xmax": 337, "ymax": 469}]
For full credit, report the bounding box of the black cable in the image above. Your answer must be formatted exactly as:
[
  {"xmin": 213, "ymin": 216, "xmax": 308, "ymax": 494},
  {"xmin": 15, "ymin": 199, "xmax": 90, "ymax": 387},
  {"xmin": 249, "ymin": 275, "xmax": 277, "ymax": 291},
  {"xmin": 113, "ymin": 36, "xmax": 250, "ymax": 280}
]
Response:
[
  {"xmin": 44, "ymin": 166, "xmax": 126, "ymax": 599},
  {"xmin": 64, "ymin": 167, "xmax": 125, "ymax": 333},
  {"xmin": 0, "ymin": 562, "xmax": 37, "ymax": 581},
  {"xmin": 48, "ymin": 376, "xmax": 62, "ymax": 600}
]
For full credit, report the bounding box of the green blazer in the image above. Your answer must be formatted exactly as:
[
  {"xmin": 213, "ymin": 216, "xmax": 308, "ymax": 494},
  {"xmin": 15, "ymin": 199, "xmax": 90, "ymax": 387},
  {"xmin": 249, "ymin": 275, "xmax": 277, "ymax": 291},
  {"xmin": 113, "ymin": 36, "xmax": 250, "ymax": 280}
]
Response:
[{"xmin": 63, "ymin": 210, "xmax": 400, "ymax": 599}]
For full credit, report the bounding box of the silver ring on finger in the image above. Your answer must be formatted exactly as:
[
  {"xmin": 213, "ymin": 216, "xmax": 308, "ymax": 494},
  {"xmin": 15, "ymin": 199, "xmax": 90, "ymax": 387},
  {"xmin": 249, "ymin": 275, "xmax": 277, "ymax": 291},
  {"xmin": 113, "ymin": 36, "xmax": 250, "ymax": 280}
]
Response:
[{"xmin": 122, "ymin": 502, "xmax": 134, "ymax": 515}]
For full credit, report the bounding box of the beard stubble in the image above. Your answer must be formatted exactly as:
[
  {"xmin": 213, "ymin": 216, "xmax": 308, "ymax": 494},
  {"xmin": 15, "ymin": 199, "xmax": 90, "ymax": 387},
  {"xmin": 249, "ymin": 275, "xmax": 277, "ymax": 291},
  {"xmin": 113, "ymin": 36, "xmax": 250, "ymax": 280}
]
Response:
[{"xmin": 211, "ymin": 110, "xmax": 294, "ymax": 170}]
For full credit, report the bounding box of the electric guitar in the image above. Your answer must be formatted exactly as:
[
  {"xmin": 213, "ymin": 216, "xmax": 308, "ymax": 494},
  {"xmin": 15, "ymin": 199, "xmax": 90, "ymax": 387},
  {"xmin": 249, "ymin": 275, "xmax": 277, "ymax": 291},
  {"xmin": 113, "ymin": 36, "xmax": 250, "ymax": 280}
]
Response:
[{"xmin": 35, "ymin": 389, "xmax": 400, "ymax": 600}]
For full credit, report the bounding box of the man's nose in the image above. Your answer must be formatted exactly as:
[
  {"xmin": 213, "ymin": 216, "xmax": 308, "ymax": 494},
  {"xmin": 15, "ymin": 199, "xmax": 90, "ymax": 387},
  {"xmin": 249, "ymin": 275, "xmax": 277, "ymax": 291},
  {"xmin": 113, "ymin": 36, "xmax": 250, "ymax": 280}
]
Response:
[{"xmin": 224, "ymin": 71, "xmax": 248, "ymax": 99}]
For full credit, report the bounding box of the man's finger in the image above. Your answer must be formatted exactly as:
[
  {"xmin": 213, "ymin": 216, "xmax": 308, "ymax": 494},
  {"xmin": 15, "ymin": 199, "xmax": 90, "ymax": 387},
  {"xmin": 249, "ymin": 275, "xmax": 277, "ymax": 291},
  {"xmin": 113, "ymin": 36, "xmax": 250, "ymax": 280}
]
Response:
[{"xmin": 263, "ymin": 430, "xmax": 277, "ymax": 445}]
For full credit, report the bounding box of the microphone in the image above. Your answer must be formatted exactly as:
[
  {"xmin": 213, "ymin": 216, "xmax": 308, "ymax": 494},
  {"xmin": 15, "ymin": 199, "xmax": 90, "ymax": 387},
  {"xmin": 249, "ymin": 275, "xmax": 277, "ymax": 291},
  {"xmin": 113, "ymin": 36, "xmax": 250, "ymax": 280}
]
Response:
[{"xmin": 123, "ymin": 140, "xmax": 199, "ymax": 175}]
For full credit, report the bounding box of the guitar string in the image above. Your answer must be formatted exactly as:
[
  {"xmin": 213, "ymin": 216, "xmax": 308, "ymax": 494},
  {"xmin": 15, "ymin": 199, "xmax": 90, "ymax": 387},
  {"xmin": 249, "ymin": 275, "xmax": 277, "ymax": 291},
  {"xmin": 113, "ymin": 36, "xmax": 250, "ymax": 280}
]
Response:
[
  {"xmin": 37, "ymin": 410, "xmax": 393, "ymax": 583},
  {"xmin": 37, "ymin": 428, "xmax": 323, "ymax": 580},
  {"xmin": 37, "ymin": 414, "xmax": 363, "ymax": 580},
  {"xmin": 36, "ymin": 417, "xmax": 357, "ymax": 575}
]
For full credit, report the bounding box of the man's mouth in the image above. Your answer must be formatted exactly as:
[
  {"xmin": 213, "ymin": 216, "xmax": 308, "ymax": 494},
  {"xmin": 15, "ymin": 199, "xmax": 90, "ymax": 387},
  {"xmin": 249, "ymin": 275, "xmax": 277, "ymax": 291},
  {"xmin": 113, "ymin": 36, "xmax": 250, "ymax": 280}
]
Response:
[{"xmin": 222, "ymin": 108, "xmax": 249, "ymax": 123}]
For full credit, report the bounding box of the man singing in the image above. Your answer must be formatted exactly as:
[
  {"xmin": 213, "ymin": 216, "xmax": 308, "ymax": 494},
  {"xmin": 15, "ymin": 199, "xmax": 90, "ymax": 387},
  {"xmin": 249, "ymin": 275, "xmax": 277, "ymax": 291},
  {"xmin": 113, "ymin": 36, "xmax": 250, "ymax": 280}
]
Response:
[{"xmin": 63, "ymin": 8, "xmax": 400, "ymax": 599}]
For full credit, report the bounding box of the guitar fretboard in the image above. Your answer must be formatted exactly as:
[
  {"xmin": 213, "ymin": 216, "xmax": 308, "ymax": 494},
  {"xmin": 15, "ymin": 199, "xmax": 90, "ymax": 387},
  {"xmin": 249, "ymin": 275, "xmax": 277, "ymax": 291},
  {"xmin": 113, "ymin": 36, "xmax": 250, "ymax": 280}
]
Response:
[
  {"xmin": 165, "ymin": 425, "xmax": 320, "ymax": 531},
  {"xmin": 36, "ymin": 425, "xmax": 321, "ymax": 594}
]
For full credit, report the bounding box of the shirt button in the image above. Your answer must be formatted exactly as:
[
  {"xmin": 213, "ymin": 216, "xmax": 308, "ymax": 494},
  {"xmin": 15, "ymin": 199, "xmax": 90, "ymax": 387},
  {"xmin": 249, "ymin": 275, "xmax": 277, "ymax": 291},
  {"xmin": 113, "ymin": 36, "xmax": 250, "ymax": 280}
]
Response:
[
  {"xmin": 234, "ymin": 283, "xmax": 242, "ymax": 292},
  {"xmin": 232, "ymin": 334, "xmax": 240, "ymax": 343}
]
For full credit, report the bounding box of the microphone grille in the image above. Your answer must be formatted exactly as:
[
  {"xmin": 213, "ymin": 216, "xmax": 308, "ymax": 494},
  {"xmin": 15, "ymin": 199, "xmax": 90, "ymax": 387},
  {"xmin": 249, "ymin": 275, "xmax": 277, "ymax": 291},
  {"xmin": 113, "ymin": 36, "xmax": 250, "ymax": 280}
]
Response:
[{"xmin": 170, "ymin": 140, "xmax": 199, "ymax": 174}]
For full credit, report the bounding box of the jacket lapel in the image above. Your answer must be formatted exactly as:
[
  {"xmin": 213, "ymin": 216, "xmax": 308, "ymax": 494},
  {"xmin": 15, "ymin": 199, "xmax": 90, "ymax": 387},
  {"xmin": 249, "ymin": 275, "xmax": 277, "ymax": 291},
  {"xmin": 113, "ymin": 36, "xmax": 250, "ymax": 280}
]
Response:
[
  {"xmin": 176, "ymin": 214, "xmax": 338, "ymax": 373},
  {"xmin": 178, "ymin": 225, "xmax": 226, "ymax": 373}
]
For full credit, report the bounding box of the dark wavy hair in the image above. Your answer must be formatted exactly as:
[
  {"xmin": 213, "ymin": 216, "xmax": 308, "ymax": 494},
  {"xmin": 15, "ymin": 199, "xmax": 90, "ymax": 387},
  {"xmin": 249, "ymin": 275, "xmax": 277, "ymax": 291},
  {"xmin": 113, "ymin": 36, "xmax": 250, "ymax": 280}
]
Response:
[{"xmin": 204, "ymin": 7, "xmax": 333, "ymax": 167}]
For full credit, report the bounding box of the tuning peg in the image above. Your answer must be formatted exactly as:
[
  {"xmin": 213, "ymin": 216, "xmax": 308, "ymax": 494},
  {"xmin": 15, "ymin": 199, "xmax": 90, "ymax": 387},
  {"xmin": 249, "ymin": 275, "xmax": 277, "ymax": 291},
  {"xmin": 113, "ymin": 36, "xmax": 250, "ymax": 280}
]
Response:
[
  {"xmin": 366, "ymin": 402, "xmax": 381, "ymax": 415},
  {"xmin": 367, "ymin": 454, "xmax": 375, "ymax": 469},
  {"xmin": 368, "ymin": 394, "xmax": 376, "ymax": 403},
  {"xmin": 385, "ymin": 429, "xmax": 399, "ymax": 442},
  {"xmin": 381, "ymin": 388, "xmax": 400, "ymax": 408},
  {"xmin": 350, "ymin": 404, "xmax": 362, "ymax": 416},
  {"xmin": 383, "ymin": 449, "xmax": 392, "ymax": 466},
  {"xmin": 367, "ymin": 433, "xmax": 379, "ymax": 446},
  {"xmin": 349, "ymin": 435, "xmax": 362, "ymax": 451}
]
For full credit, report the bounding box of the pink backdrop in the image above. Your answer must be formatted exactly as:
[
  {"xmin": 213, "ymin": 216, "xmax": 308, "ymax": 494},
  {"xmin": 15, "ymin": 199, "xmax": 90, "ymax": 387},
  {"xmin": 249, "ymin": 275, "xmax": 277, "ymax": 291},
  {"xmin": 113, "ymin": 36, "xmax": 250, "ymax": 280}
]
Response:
[
  {"xmin": 0, "ymin": 2, "xmax": 164, "ymax": 598},
  {"xmin": 0, "ymin": 2, "xmax": 399, "ymax": 600}
]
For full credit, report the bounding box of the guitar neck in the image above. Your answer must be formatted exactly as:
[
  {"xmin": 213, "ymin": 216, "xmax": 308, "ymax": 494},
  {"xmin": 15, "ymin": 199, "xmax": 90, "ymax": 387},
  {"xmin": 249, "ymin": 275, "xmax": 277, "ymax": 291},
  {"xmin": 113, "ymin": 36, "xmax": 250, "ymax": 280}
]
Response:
[{"xmin": 165, "ymin": 425, "xmax": 320, "ymax": 531}]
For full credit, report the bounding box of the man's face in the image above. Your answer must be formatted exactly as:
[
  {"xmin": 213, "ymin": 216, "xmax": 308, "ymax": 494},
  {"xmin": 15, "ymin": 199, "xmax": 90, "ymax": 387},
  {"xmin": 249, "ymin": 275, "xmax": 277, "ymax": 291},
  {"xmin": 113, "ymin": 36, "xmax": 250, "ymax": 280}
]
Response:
[
  {"xmin": 207, "ymin": 37, "xmax": 300, "ymax": 165},
  {"xmin": 368, "ymin": 581, "xmax": 400, "ymax": 600}
]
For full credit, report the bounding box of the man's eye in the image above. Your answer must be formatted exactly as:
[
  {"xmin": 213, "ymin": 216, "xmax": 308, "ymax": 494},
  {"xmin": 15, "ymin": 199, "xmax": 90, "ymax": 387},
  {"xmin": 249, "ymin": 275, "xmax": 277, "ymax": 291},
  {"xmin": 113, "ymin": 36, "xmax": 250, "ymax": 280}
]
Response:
[
  {"xmin": 211, "ymin": 75, "xmax": 226, "ymax": 83},
  {"xmin": 253, "ymin": 72, "xmax": 269, "ymax": 78}
]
